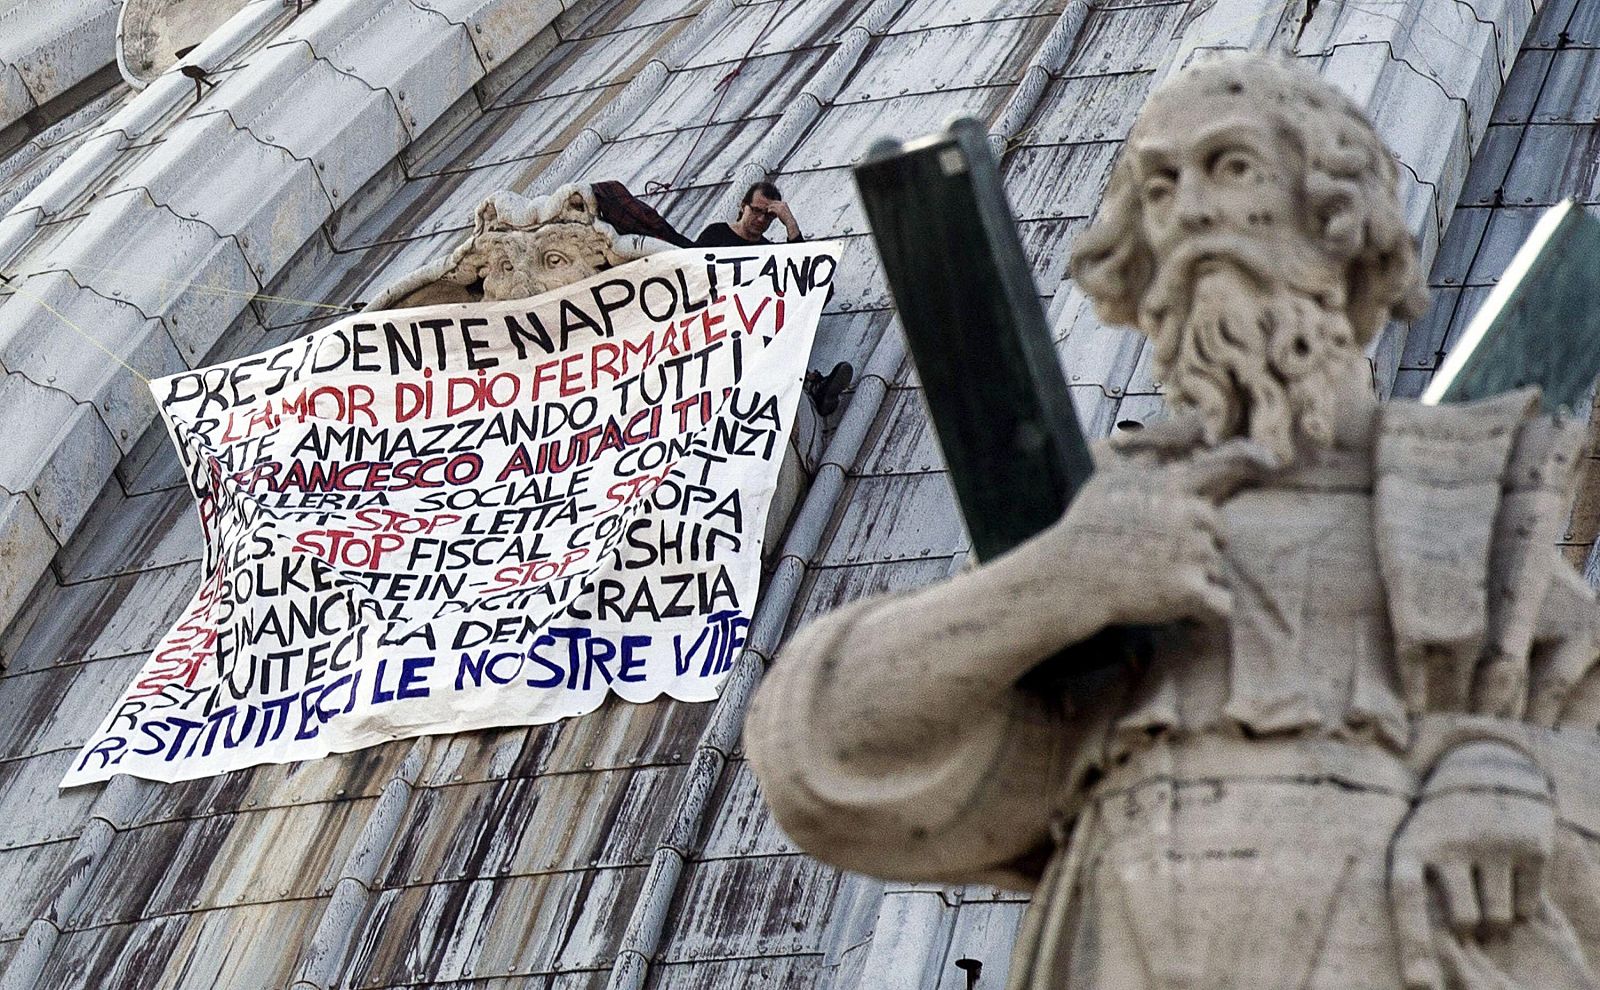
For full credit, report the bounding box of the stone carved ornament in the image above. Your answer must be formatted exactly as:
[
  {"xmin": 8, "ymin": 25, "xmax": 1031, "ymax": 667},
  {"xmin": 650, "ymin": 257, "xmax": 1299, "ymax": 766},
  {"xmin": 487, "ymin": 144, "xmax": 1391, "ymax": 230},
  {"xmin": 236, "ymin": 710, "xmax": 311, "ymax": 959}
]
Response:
[
  {"xmin": 364, "ymin": 185, "xmax": 676, "ymax": 312},
  {"xmin": 746, "ymin": 55, "xmax": 1600, "ymax": 989}
]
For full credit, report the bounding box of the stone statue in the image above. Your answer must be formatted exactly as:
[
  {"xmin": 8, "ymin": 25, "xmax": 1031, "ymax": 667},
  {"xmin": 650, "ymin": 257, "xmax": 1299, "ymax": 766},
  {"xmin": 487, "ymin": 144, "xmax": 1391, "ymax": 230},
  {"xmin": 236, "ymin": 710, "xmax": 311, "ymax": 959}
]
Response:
[
  {"xmin": 745, "ymin": 55, "xmax": 1600, "ymax": 989},
  {"xmin": 365, "ymin": 185, "xmax": 672, "ymax": 311}
]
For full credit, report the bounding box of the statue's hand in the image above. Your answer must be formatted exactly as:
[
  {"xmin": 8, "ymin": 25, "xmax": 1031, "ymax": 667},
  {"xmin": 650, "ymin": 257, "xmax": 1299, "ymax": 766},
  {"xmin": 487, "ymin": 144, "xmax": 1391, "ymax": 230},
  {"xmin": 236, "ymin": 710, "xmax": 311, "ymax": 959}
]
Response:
[
  {"xmin": 1389, "ymin": 741, "xmax": 1557, "ymax": 990},
  {"xmin": 1045, "ymin": 438, "xmax": 1276, "ymax": 628}
]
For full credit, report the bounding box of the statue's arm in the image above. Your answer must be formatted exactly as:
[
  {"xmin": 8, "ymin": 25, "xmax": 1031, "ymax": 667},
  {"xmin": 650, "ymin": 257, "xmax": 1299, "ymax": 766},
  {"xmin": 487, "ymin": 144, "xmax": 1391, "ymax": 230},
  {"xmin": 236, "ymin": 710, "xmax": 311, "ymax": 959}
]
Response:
[
  {"xmin": 744, "ymin": 547, "xmax": 1114, "ymax": 889},
  {"xmin": 1388, "ymin": 549, "xmax": 1600, "ymax": 988},
  {"xmin": 745, "ymin": 439, "xmax": 1273, "ymax": 888}
]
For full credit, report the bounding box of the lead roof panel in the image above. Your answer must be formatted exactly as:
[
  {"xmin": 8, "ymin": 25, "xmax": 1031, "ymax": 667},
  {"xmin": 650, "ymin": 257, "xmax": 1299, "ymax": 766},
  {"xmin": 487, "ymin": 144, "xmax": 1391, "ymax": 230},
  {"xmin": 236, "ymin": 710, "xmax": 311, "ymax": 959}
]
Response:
[
  {"xmin": 685, "ymin": 0, "xmax": 871, "ymax": 66},
  {"xmin": 375, "ymin": 764, "xmax": 688, "ymax": 886},
  {"xmin": 343, "ymin": 866, "xmax": 649, "ymax": 986},
  {"xmin": 623, "ymin": 46, "xmax": 833, "ymax": 133},
  {"xmin": 829, "ymin": 15, "xmax": 1058, "ymax": 100},
  {"xmin": 889, "ymin": 0, "xmax": 1068, "ymax": 32},
  {"xmin": 653, "ymin": 853, "xmax": 845, "ymax": 962}
]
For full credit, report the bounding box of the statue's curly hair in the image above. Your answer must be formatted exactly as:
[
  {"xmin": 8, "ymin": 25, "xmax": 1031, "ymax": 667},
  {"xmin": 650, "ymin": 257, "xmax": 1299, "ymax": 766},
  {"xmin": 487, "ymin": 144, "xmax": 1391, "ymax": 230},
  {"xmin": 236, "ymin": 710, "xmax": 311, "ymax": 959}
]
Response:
[{"xmin": 1070, "ymin": 55, "xmax": 1429, "ymax": 344}]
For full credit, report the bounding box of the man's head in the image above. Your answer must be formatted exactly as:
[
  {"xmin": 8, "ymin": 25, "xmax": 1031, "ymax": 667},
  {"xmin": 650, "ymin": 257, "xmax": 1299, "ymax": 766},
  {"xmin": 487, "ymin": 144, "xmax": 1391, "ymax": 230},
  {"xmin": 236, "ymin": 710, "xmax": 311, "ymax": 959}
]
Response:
[
  {"xmin": 1070, "ymin": 55, "xmax": 1428, "ymax": 458},
  {"xmin": 736, "ymin": 181, "xmax": 784, "ymax": 237}
]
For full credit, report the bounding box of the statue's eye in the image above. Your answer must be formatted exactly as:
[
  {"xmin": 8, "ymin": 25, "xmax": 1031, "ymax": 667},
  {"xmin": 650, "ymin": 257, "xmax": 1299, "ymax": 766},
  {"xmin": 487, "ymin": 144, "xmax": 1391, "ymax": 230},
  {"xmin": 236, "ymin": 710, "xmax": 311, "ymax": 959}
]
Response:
[
  {"xmin": 543, "ymin": 251, "xmax": 569, "ymax": 267},
  {"xmin": 1211, "ymin": 149, "xmax": 1258, "ymax": 183},
  {"xmin": 1142, "ymin": 172, "xmax": 1175, "ymax": 205},
  {"xmin": 498, "ymin": 258, "xmax": 515, "ymax": 273}
]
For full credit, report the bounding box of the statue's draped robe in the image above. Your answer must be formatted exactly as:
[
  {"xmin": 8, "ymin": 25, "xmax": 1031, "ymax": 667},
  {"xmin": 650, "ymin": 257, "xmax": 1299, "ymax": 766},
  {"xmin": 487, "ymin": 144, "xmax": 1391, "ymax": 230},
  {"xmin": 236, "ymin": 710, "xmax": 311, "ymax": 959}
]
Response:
[{"xmin": 751, "ymin": 393, "xmax": 1600, "ymax": 989}]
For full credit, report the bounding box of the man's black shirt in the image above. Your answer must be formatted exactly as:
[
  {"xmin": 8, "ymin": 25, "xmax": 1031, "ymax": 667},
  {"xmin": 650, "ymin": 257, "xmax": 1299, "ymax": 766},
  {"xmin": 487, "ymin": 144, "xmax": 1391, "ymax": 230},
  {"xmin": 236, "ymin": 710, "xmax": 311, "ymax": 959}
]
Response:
[{"xmin": 694, "ymin": 222, "xmax": 767, "ymax": 248}]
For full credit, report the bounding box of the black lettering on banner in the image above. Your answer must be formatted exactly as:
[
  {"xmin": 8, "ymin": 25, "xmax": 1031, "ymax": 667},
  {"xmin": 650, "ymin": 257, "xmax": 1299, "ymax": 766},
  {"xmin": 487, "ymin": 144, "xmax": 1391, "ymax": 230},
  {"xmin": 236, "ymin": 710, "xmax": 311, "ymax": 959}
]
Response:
[{"xmin": 69, "ymin": 247, "xmax": 837, "ymax": 786}]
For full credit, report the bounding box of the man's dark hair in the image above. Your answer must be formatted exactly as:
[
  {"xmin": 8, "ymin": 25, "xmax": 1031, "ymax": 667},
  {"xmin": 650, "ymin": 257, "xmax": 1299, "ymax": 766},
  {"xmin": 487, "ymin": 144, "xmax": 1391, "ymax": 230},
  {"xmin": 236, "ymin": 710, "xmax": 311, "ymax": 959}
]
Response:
[{"xmin": 740, "ymin": 180, "xmax": 782, "ymax": 208}]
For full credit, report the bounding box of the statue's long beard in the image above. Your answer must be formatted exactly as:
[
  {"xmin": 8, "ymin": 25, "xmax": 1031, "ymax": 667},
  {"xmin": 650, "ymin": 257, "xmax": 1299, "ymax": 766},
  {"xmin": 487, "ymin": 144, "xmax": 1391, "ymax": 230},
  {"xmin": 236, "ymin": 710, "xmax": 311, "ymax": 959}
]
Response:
[{"xmin": 1154, "ymin": 266, "xmax": 1354, "ymax": 462}]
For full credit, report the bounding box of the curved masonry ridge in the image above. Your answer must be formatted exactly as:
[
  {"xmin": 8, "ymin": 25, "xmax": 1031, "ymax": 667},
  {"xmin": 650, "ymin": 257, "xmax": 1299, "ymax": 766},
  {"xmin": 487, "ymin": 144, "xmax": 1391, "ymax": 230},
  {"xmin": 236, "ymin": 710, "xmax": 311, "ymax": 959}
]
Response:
[
  {"xmin": 0, "ymin": 0, "xmax": 576, "ymax": 642},
  {"xmin": 0, "ymin": 0, "xmax": 121, "ymax": 134}
]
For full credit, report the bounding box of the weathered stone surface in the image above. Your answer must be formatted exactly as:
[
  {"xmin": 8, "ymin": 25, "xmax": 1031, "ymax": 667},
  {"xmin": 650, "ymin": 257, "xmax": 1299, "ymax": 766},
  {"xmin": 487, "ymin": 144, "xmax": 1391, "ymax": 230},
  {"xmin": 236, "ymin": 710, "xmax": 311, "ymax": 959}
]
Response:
[
  {"xmin": 115, "ymin": 0, "xmax": 253, "ymax": 87},
  {"xmin": 364, "ymin": 185, "xmax": 670, "ymax": 310},
  {"xmin": 748, "ymin": 54, "xmax": 1600, "ymax": 989}
]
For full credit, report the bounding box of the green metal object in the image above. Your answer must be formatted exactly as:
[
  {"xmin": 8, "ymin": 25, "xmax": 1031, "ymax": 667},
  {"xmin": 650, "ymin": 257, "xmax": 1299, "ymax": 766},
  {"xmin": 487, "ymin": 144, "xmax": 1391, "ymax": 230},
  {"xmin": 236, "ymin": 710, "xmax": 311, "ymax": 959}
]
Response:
[
  {"xmin": 854, "ymin": 118, "xmax": 1094, "ymax": 564},
  {"xmin": 854, "ymin": 118, "xmax": 1139, "ymax": 678},
  {"xmin": 1425, "ymin": 199, "xmax": 1600, "ymax": 413}
]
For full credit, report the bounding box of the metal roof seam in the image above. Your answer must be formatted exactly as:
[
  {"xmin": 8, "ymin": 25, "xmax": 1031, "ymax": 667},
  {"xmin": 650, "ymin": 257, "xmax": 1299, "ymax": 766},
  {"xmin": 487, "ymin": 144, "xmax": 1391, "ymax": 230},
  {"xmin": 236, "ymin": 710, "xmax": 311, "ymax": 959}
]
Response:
[
  {"xmin": 274, "ymin": 37, "xmax": 405, "ymax": 120},
  {"xmin": 289, "ymin": 740, "xmax": 428, "ymax": 990},
  {"xmin": 0, "ymin": 773, "xmax": 141, "ymax": 990},
  {"xmin": 0, "ymin": 745, "xmax": 84, "ymax": 767},
  {"xmin": 882, "ymin": 11, "xmax": 1072, "ymax": 40},
  {"xmin": 48, "ymin": 554, "xmax": 200, "ymax": 591},
  {"xmin": 1325, "ymin": 38, "xmax": 1469, "ymax": 111},
  {"xmin": 190, "ymin": 106, "xmax": 339, "ymax": 212},
  {"xmin": 0, "ymin": 833, "xmax": 80, "ymax": 856},
  {"xmin": 828, "ymin": 80, "xmax": 1017, "ymax": 110},
  {"xmin": 0, "ymin": 367, "xmax": 102, "ymax": 421},
  {"xmin": 397, "ymin": 0, "xmax": 489, "ymax": 77},
  {"xmin": 987, "ymin": 2, "xmax": 1091, "ymax": 160},
  {"xmin": 375, "ymin": 859, "xmax": 656, "ymax": 888},
  {"xmin": 485, "ymin": 73, "xmax": 630, "ymax": 113},
  {"xmin": 44, "ymin": 260, "xmax": 182, "ymax": 325},
  {"xmin": 323, "ymin": 225, "xmax": 473, "ymax": 257}
]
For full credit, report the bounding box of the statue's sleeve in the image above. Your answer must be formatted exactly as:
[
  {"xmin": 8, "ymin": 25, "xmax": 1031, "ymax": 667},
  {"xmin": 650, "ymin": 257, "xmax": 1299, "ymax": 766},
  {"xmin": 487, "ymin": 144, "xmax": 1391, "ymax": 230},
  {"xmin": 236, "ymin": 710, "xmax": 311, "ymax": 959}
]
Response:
[
  {"xmin": 1528, "ymin": 561, "xmax": 1600, "ymax": 728},
  {"xmin": 745, "ymin": 595, "xmax": 1111, "ymax": 890}
]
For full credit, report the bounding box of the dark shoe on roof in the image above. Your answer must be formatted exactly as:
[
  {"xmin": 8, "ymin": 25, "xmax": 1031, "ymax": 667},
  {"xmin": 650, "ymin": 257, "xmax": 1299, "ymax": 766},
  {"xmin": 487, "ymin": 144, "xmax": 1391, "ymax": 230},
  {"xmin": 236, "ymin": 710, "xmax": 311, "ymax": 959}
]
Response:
[{"xmin": 805, "ymin": 361, "xmax": 854, "ymax": 417}]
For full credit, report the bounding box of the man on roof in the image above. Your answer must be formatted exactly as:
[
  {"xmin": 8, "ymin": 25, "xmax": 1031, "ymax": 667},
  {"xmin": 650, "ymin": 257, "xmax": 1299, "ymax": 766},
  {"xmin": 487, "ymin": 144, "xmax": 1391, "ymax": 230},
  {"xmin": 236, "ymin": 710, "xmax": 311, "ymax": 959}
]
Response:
[
  {"xmin": 693, "ymin": 180, "xmax": 852, "ymax": 414},
  {"xmin": 695, "ymin": 180, "xmax": 806, "ymax": 247}
]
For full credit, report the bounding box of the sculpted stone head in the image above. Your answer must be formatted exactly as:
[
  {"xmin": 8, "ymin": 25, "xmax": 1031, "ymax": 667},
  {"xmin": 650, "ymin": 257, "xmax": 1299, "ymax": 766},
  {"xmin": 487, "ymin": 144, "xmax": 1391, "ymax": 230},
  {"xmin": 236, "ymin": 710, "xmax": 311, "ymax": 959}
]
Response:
[
  {"xmin": 445, "ymin": 224, "xmax": 618, "ymax": 301},
  {"xmin": 1071, "ymin": 55, "xmax": 1429, "ymax": 457},
  {"xmin": 367, "ymin": 186, "xmax": 666, "ymax": 311}
]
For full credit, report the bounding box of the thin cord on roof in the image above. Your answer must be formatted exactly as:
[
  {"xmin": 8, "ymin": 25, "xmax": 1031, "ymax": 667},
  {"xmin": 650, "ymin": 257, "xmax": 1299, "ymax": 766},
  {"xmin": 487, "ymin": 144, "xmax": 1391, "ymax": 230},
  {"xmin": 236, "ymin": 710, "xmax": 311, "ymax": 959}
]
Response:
[
  {"xmin": 59, "ymin": 263, "xmax": 362, "ymax": 312},
  {"xmin": 645, "ymin": 0, "xmax": 786, "ymax": 198},
  {"xmin": 0, "ymin": 273, "xmax": 152, "ymax": 384}
]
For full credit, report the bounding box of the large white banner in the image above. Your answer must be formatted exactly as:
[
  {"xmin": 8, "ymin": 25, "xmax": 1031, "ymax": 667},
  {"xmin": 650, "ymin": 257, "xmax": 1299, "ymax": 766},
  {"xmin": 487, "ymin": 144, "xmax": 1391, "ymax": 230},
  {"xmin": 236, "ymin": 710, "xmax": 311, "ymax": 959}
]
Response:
[{"xmin": 65, "ymin": 243, "xmax": 839, "ymax": 786}]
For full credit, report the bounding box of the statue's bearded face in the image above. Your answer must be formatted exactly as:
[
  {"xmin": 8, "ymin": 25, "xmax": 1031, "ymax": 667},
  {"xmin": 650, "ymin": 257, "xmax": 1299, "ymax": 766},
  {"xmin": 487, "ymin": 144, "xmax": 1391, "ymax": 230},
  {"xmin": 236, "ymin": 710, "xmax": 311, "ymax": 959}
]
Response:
[
  {"xmin": 1071, "ymin": 56, "xmax": 1429, "ymax": 461},
  {"xmin": 1129, "ymin": 111, "xmax": 1358, "ymax": 461}
]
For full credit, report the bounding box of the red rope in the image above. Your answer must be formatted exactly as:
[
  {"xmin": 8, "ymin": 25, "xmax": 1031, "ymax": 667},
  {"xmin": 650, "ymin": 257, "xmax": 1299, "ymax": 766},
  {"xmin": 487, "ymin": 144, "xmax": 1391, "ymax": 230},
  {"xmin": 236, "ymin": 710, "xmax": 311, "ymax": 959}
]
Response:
[{"xmin": 649, "ymin": 1, "xmax": 784, "ymax": 198}]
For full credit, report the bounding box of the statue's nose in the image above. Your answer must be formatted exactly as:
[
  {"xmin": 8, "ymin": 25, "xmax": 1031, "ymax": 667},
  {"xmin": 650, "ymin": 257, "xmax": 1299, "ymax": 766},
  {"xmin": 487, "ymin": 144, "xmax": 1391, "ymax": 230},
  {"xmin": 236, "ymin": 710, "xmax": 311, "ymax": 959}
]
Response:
[{"xmin": 1175, "ymin": 179, "xmax": 1217, "ymax": 233}]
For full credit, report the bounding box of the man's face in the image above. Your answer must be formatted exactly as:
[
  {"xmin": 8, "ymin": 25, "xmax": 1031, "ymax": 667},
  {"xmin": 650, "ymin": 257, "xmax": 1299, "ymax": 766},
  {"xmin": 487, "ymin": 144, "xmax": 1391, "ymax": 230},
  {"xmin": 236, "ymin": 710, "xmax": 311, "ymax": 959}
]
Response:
[{"xmin": 740, "ymin": 191, "xmax": 779, "ymax": 235}]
